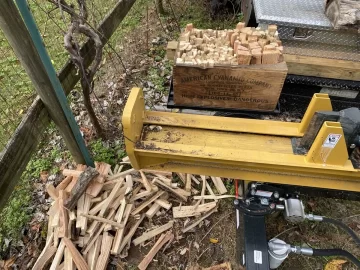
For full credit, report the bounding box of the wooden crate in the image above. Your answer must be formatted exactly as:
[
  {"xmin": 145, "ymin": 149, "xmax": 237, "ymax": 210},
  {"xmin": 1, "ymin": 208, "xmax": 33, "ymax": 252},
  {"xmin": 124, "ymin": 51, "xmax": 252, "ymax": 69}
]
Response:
[{"xmin": 173, "ymin": 62, "xmax": 288, "ymax": 111}]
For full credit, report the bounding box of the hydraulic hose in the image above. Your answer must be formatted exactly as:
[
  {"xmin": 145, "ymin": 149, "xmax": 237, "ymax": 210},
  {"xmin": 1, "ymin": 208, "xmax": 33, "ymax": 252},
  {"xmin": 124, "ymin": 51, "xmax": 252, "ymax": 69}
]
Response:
[
  {"xmin": 312, "ymin": 249, "xmax": 360, "ymax": 268},
  {"xmin": 322, "ymin": 217, "xmax": 360, "ymax": 246}
]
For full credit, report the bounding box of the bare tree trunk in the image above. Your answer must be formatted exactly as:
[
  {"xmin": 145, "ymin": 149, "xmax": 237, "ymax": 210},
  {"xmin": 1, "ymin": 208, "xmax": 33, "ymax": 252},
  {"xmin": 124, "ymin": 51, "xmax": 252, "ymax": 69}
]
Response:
[
  {"xmin": 49, "ymin": 0, "xmax": 106, "ymax": 139},
  {"xmin": 80, "ymin": 77, "xmax": 104, "ymax": 139},
  {"xmin": 156, "ymin": 0, "xmax": 165, "ymax": 15}
]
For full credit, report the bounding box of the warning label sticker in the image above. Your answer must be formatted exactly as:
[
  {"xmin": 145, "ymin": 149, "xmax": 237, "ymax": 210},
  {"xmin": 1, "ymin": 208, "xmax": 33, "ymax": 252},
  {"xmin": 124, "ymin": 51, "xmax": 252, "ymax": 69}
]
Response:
[
  {"xmin": 323, "ymin": 134, "xmax": 341, "ymax": 148},
  {"xmin": 254, "ymin": 250, "xmax": 262, "ymax": 264}
]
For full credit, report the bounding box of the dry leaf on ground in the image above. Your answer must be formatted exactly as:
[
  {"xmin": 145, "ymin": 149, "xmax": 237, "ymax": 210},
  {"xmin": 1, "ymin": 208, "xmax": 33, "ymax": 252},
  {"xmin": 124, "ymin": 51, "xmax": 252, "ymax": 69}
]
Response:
[{"xmin": 324, "ymin": 259, "xmax": 347, "ymax": 270}]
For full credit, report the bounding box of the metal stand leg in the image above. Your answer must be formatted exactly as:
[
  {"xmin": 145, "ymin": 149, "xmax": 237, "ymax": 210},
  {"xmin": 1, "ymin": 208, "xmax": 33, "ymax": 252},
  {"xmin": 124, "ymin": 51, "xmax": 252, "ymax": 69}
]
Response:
[{"xmin": 236, "ymin": 204, "xmax": 270, "ymax": 269}]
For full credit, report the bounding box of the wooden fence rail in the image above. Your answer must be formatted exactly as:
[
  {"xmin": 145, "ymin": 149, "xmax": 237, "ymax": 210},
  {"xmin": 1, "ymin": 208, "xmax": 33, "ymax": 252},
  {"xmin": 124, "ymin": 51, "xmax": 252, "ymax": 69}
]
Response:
[{"xmin": 0, "ymin": 0, "xmax": 137, "ymax": 209}]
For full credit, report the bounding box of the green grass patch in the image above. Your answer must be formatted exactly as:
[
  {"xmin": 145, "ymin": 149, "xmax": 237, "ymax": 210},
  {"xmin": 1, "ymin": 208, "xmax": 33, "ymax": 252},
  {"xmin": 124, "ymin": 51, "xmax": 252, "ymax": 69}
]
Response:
[
  {"xmin": 109, "ymin": 0, "xmax": 152, "ymax": 47},
  {"xmin": 90, "ymin": 139, "xmax": 126, "ymax": 166},
  {"xmin": 177, "ymin": 1, "xmax": 241, "ymax": 30},
  {"xmin": 0, "ymin": 156, "xmax": 52, "ymax": 256}
]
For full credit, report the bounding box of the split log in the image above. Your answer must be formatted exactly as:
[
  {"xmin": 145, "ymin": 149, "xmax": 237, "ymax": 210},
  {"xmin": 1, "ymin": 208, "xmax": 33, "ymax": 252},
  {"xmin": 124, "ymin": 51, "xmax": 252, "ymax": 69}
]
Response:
[
  {"xmin": 32, "ymin": 234, "xmax": 56, "ymax": 270},
  {"xmin": 203, "ymin": 262, "xmax": 232, "ymax": 270},
  {"xmin": 131, "ymin": 191, "xmax": 165, "ymax": 216},
  {"xmin": 86, "ymin": 162, "xmax": 111, "ymax": 197},
  {"xmin": 173, "ymin": 202, "xmax": 217, "ymax": 218},
  {"xmin": 140, "ymin": 170, "xmax": 153, "ymax": 191},
  {"xmin": 62, "ymin": 169, "xmax": 82, "ymax": 178},
  {"xmin": 63, "ymin": 237, "xmax": 90, "ymax": 270},
  {"xmin": 82, "ymin": 209, "xmax": 116, "ymax": 254},
  {"xmin": 154, "ymin": 179, "xmax": 187, "ymax": 202},
  {"xmin": 46, "ymin": 184, "xmax": 59, "ymax": 200},
  {"xmin": 133, "ymin": 220, "xmax": 174, "ymax": 246},
  {"xmin": 56, "ymin": 176, "xmax": 73, "ymax": 191},
  {"xmin": 145, "ymin": 193, "xmax": 169, "ymax": 219},
  {"xmin": 49, "ymin": 240, "xmax": 65, "ymax": 270},
  {"xmin": 111, "ymin": 204, "xmax": 133, "ymax": 255},
  {"xmin": 80, "ymin": 194, "xmax": 91, "ymax": 235},
  {"xmin": 182, "ymin": 208, "xmax": 217, "ymax": 233},
  {"xmin": 58, "ymin": 190, "xmax": 69, "ymax": 238},
  {"xmin": 193, "ymin": 195, "xmax": 236, "ymax": 200},
  {"xmin": 64, "ymin": 167, "xmax": 99, "ymax": 210},
  {"xmin": 95, "ymin": 232, "xmax": 114, "ymax": 270},
  {"xmin": 64, "ymin": 247, "xmax": 75, "ymax": 270},
  {"xmin": 118, "ymin": 214, "xmax": 145, "ymax": 254},
  {"xmin": 80, "ymin": 213, "xmax": 124, "ymax": 229},
  {"xmin": 154, "ymin": 199, "xmax": 172, "ymax": 210},
  {"xmin": 185, "ymin": 174, "xmax": 192, "ymax": 192},
  {"xmin": 87, "ymin": 235, "xmax": 102, "ymax": 270},
  {"xmin": 138, "ymin": 232, "xmax": 175, "ymax": 270},
  {"xmin": 107, "ymin": 168, "xmax": 135, "ymax": 181},
  {"xmin": 210, "ymin": 176, "xmax": 227, "ymax": 195}
]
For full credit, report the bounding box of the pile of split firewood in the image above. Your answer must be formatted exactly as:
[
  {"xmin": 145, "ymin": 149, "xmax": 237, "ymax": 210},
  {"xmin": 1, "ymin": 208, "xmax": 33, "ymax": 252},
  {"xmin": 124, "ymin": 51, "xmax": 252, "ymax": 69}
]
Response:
[
  {"xmin": 34, "ymin": 157, "xmax": 234, "ymax": 270},
  {"xmin": 176, "ymin": 23, "xmax": 284, "ymax": 67}
]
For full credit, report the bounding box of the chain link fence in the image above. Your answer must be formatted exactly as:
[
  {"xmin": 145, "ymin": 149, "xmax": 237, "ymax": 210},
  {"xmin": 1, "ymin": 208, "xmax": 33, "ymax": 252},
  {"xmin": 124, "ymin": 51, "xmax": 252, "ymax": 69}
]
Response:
[{"xmin": 0, "ymin": 29, "xmax": 37, "ymax": 152}]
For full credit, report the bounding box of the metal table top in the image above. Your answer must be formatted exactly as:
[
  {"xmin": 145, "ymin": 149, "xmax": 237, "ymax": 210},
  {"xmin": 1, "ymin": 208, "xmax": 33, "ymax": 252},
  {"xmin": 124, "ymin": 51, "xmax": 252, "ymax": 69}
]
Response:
[{"xmin": 253, "ymin": 0, "xmax": 333, "ymax": 30}]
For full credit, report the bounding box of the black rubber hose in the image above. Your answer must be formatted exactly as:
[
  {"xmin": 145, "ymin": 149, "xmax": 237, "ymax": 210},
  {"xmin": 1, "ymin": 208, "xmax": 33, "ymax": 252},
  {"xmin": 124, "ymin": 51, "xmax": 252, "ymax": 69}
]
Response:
[
  {"xmin": 322, "ymin": 217, "xmax": 360, "ymax": 246},
  {"xmin": 312, "ymin": 249, "xmax": 360, "ymax": 268}
]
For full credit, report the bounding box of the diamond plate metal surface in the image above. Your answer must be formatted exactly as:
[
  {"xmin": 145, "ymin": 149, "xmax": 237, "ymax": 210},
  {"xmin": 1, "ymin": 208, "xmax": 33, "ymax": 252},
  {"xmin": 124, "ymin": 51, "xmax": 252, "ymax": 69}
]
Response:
[
  {"xmin": 286, "ymin": 75, "xmax": 360, "ymax": 91},
  {"xmin": 278, "ymin": 26, "xmax": 359, "ymax": 48},
  {"xmin": 283, "ymin": 40, "xmax": 360, "ymax": 62},
  {"xmin": 254, "ymin": 0, "xmax": 332, "ymax": 29}
]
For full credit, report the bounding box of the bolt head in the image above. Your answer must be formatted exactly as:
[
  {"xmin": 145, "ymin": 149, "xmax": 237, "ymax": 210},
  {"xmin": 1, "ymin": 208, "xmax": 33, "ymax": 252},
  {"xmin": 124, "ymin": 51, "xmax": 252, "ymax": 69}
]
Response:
[
  {"xmin": 350, "ymin": 144, "xmax": 356, "ymax": 149},
  {"xmin": 273, "ymin": 191, "xmax": 279, "ymax": 199},
  {"xmin": 250, "ymin": 189, "xmax": 256, "ymax": 196},
  {"xmin": 234, "ymin": 199, "xmax": 239, "ymax": 205}
]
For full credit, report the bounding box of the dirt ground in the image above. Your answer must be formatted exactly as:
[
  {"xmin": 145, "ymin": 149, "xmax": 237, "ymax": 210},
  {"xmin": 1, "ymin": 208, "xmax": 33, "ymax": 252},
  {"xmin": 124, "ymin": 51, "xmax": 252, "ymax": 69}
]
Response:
[{"xmin": 4, "ymin": 0, "xmax": 360, "ymax": 269}]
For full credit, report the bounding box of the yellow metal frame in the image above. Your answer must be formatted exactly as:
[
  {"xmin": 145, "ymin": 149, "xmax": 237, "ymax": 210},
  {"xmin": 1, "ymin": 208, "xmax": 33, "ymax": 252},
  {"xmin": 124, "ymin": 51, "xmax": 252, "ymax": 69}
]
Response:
[{"xmin": 122, "ymin": 88, "xmax": 360, "ymax": 192}]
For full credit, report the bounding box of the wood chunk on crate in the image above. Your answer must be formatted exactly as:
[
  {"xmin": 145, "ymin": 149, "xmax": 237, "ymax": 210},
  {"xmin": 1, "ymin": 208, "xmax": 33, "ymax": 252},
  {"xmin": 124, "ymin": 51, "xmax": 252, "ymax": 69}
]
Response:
[
  {"xmin": 263, "ymin": 44, "xmax": 276, "ymax": 51},
  {"xmin": 236, "ymin": 22, "xmax": 245, "ymax": 30},
  {"xmin": 268, "ymin": 25, "xmax": 278, "ymax": 36},
  {"xmin": 237, "ymin": 50, "xmax": 252, "ymax": 65},
  {"xmin": 262, "ymin": 50, "xmax": 280, "ymax": 64},
  {"xmin": 251, "ymin": 51, "xmax": 262, "ymax": 65},
  {"xmin": 258, "ymin": 39, "xmax": 269, "ymax": 49}
]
